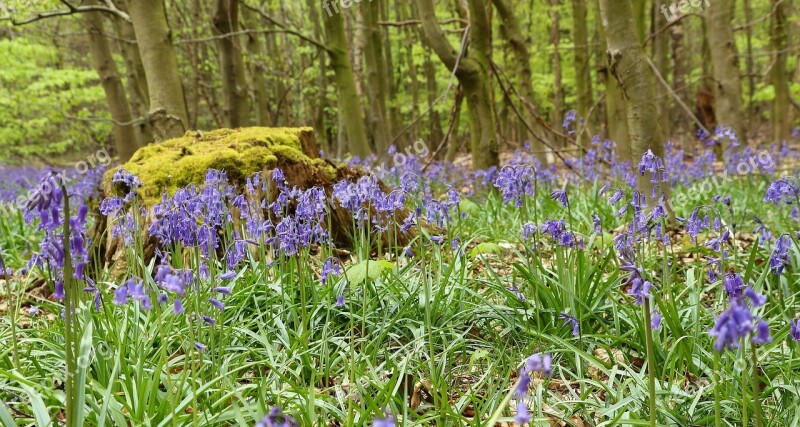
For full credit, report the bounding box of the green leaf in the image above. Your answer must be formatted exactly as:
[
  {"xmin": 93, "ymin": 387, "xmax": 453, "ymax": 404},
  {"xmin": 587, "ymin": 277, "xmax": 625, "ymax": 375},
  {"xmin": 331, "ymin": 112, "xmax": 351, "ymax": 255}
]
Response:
[
  {"xmin": 469, "ymin": 242, "xmax": 502, "ymax": 257},
  {"xmin": 459, "ymin": 199, "xmax": 481, "ymax": 216},
  {"xmin": 345, "ymin": 259, "xmax": 394, "ymax": 285},
  {"xmin": 0, "ymin": 402, "xmax": 18, "ymax": 427}
]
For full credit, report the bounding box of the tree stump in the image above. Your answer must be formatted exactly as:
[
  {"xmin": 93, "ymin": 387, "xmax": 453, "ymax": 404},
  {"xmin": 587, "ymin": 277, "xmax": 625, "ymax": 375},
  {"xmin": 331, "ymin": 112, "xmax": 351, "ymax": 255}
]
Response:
[{"xmin": 95, "ymin": 127, "xmax": 412, "ymax": 274}]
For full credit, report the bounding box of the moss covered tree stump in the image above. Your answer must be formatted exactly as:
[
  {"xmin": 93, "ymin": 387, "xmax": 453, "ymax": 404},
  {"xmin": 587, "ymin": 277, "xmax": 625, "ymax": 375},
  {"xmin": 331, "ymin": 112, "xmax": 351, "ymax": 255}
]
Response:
[{"xmin": 96, "ymin": 127, "xmax": 411, "ymax": 271}]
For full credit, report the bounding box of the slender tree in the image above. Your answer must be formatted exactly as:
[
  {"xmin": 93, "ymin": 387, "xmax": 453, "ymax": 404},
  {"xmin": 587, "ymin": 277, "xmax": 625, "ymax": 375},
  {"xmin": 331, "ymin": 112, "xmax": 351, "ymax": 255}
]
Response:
[
  {"xmin": 594, "ymin": 0, "xmax": 630, "ymax": 160},
  {"xmin": 705, "ymin": 0, "xmax": 744, "ymax": 143},
  {"xmin": 323, "ymin": 3, "xmax": 371, "ymax": 157},
  {"xmin": 213, "ymin": 0, "xmax": 250, "ymax": 128},
  {"xmin": 125, "ymin": 0, "xmax": 189, "ymax": 141},
  {"xmin": 571, "ymin": 0, "xmax": 593, "ymax": 146},
  {"xmin": 84, "ymin": 1, "xmax": 140, "ymax": 160},
  {"xmin": 769, "ymin": 0, "xmax": 790, "ymax": 142},
  {"xmin": 599, "ymin": 0, "xmax": 665, "ymax": 196}
]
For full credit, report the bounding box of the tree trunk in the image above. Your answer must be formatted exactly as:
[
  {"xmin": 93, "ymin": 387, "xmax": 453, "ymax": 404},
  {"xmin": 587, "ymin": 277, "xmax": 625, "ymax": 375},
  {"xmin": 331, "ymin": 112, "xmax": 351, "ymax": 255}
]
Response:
[
  {"xmin": 362, "ymin": 0, "xmax": 391, "ymax": 151},
  {"xmin": 705, "ymin": 0, "xmax": 744, "ymax": 143},
  {"xmin": 414, "ymin": 0, "xmax": 498, "ymax": 169},
  {"xmin": 599, "ymin": 0, "xmax": 665, "ymax": 199},
  {"xmin": 242, "ymin": 6, "xmax": 269, "ymax": 126},
  {"xmin": 595, "ymin": 0, "xmax": 630, "ymax": 162},
  {"xmin": 653, "ymin": 0, "xmax": 670, "ymax": 137},
  {"xmin": 84, "ymin": 2, "xmax": 140, "ymax": 161},
  {"xmin": 770, "ymin": 0, "xmax": 789, "ymax": 142},
  {"xmin": 571, "ymin": 0, "xmax": 593, "ymax": 146},
  {"xmin": 550, "ymin": 0, "xmax": 564, "ymax": 148},
  {"xmin": 670, "ymin": 21, "xmax": 688, "ymax": 136},
  {"xmin": 495, "ymin": 0, "xmax": 548, "ymax": 162},
  {"xmin": 125, "ymin": 0, "xmax": 189, "ymax": 141},
  {"xmin": 213, "ymin": 0, "xmax": 250, "ymax": 128},
  {"xmin": 323, "ymin": 5, "xmax": 371, "ymax": 157}
]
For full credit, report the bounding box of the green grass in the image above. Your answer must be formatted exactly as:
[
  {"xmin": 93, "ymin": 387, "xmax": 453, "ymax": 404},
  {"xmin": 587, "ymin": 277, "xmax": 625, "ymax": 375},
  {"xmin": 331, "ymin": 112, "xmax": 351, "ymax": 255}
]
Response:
[{"xmin": 1, "ymin": 170, "xmax": 799, "ymax": 426}]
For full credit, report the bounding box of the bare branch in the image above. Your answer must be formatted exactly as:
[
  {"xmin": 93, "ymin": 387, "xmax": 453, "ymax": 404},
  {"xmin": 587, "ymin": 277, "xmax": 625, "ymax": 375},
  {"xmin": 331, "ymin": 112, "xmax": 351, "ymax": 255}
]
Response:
[{"xmin": 4, "ymin": 0, "xmax": 130, "ymax": 25}]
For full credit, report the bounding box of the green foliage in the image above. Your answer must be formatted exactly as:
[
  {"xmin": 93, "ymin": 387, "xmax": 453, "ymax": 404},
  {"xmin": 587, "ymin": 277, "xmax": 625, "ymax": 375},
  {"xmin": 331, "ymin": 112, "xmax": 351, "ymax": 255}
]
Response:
[{"xmin": 0, "ymin": 37, "xmax": 109, "ymax": 161}]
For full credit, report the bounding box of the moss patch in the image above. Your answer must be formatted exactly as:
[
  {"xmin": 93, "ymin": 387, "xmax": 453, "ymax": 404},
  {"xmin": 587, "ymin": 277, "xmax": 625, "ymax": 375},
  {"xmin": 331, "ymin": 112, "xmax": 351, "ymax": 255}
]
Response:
[{"xmin": 106, "ymin": 127, "xmax": 335, "ymax": 204}]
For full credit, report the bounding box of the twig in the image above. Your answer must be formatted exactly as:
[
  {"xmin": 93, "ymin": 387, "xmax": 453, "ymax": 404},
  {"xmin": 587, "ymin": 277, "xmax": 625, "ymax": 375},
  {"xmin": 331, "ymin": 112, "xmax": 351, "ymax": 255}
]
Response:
[{"xmin": 643, "ymin": 56, "xmax": 711, "ymax": 137}]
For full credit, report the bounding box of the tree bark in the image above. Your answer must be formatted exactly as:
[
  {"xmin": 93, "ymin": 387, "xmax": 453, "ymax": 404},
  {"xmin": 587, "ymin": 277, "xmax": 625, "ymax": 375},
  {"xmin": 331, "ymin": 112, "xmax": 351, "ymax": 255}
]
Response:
[
  {"xmin": 362, "ymin": 0, "xmax": 391, "ymax": 151},
  {"xmin": 323, "ymin": 4, "xmax": 371, "ymax": 157},
  {"xmin": 414, "ymin": 0, "xmax": 499, "ymax": 169},
  {"xmin": 125, "ymin": 0, "xmax": 189, "ymax": 142},
  {"xmin": 550, "ymin": 0, "xmax": 564, "ymax": 148},
  {"xmin": 571, "ymin": 0, "xmax": 593, "ymax": 146},
  {"xmin": 213, "ymin": 0, "xmax": 250, "ymax": 128},
  {"xmin": 599, "ymin": 0, "xmax": 665, "ymax": 198},
  {"xmin": 84, "ymin": 1, "xmax": 140, "ymax": 161},
  {"xmin": 769, "ymin": 0, "xmax": 790, "ymax": 142},
  {"xmin": 242, "ymin": 6, "xmax": 269, "ymax": 126},
  {"xmin": 653, "ymin": 0, "xmax": 670, "ymax": 137},
  {"xmin": 705, "ymin": 0, "xmax": 744, "ymax": 143},
  {"xmin": 595, "ymin": 0, "xmax": 630, "ymax": 162}
]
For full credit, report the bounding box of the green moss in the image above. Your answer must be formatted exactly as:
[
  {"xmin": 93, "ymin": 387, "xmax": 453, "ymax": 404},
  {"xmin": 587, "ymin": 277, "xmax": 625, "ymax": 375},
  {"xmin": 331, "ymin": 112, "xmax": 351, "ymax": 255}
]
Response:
[{"xmin": 107, "ymin": 127, "xmax": 332, "ymax": 205}]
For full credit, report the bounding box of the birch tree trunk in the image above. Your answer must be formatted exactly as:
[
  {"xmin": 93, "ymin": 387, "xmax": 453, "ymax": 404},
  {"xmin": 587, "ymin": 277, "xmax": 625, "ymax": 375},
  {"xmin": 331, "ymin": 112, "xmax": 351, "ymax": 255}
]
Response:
[
  {"xmin": 705, "ymin": 0, "xmax": 744, "ymax": 143},
  {"xmin": 599, "ymin": 0, "xmax": 665, "ymax": 199}
]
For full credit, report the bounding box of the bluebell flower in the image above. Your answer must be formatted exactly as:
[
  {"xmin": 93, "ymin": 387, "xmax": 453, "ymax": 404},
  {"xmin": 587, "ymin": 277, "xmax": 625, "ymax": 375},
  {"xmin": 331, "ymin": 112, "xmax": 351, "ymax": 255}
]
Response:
[
  {"xmin": 710, "ymin": 304, "xmax": 753, "ymax": 351},
  {"xmin": 790, "ymin": 319, "xmax": 800, "ymax": 342},
  {"xmin": 494, "ymin": 165, "xmax": 536, "ymax": 208},
  {"xmin": 255, "ymin": 407, "xmax": 298, "ymax": 427},
  {"xmin": 651, "ymin": 311, "xmax": 662, "ymax": 331},
  {"xmin": 373, "ymin": 413, "xmax": 395, "ymax": 427},
  {"xmin": 194, "ymin": 342, "xmax": 207, "ymax": 353},
  {"xmin": 560, "ymin": 313, "xmax": 579, "ymax": 337},
  {"xmin": 514, "ymin": 400, "xmax": 532, "ymax": 425},
  {"xmin": 770, "ymin": 235, "xmax": 792, "ymax": 275},
  {"xmin": 550, "ymin": 188, "xmax": 569, "ymax": 208},
  {"xmin": 752, "ymin": 320, "xmax": 772, "ymax": 345},
  {"xmin": 763, "ymin": 177, "xmax": 798, "ymax": 205}
]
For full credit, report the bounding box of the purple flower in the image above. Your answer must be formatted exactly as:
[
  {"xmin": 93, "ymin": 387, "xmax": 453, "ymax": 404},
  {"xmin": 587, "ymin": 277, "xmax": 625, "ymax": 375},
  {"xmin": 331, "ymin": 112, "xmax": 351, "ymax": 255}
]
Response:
[
  {"xmin": 220, "ymin": 270, "xmax": 237, "ymax": 280},
  {"xmin": 763, "ymin": 178, "xmax": 798, "ymax": 205},
  {"xmin": 173, "ymin": 298, "xmax": 185, "ymax": 314},
  {"xmin": 194, "ymin": 342, "xmax": 207, "ymax": 352},
  {"xmin": 770, "ymin": 234, "xmax": 792, "ymax": 275},
  {"xmin": 214, "ymin": 287, "xmax": 232, "ymax": 296},
  {"xmin": 521, "ymin": 223, "xmax": 537, "ymax": 241},
  {"xmin": 550, "ymin": 188, "xmax": 569, "ymax": 208},
  {"xmin": 608, "ymin": 189, "xmax": 624, "ymax": 205},
  {"xmin": 209, "ymin": 298, "xmax": 225, "ymax": 311},
  {"xmin": 592, "ymin": 214, "xmax": 602, "ymax": 234},
  {"xmin": 507, "ymin": 284, "xmax": 526, "ymax": 302},
  {"xmin": 752, "ymin": 320, "xmax": 772, "ymax": 345},
  {"xmin": 373, "ymin": 413, "xmax": 395, "ymax": 427},
  {"xmin": 628, "ymin": 278, "xmax": 652, "ymax": 306},
  {"xmin": 335, "ymin": 295, "xmax": 345, "ymax": 307},
  {"xmin": 494, "ymin": 165, "xmax": 536, "ymax": 207},
  {"xmin": 256, "ymin": 407, "xmax": 298, "ymax": 427},
  {"xmin": 114, "ymin": 284, "xmax": 129, "ymax": 305},
  {"xmin": 710, "ymin": 304, "xmax": 753, "ymax": 352},
  {"xmin": 743, "ymin": 287, "xmax": 766, "ymax": 307},
  {"xmin": 790, "ymin": 319, "xmax": 800, "ymax": 342},
  {"xmin": 651, "ymin": 311, "xmax": 663, "ymax": 331},
  {"xmin": 560, "ymin": 313, "xmax": 579, "ymax": 337},
  {"xmin": 514, "ymin": 400, "xmax": 532, "ymax": 425},
  {"xmin": 723, "ymin": 272, "xmax": 745, "ymax": 299}
]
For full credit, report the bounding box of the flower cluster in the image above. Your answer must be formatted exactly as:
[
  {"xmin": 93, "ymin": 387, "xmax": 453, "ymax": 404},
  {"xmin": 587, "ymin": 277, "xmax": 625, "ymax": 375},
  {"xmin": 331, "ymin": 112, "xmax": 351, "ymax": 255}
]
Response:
[
  {"xmin": 709, "ymin": 272, "xmax": 771, "ymax": 352},
  {"xmin": 494, "ymin": 165, "xmax": 535, "ymax": 208}
]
